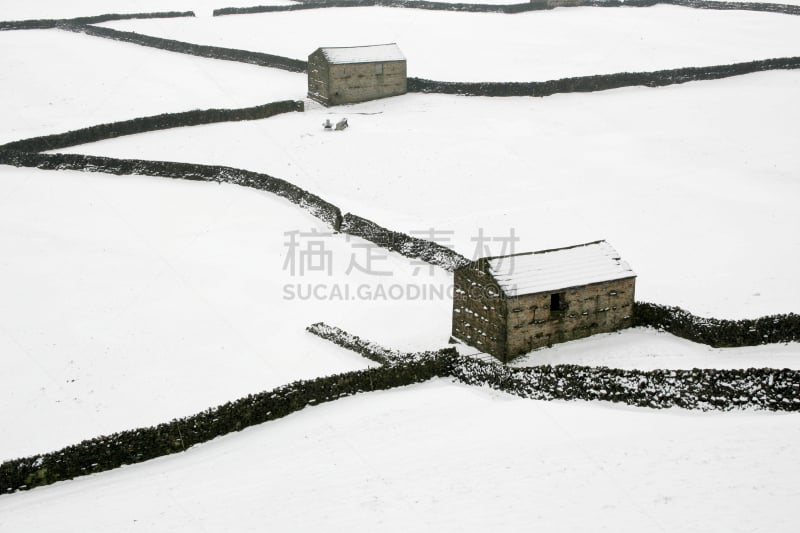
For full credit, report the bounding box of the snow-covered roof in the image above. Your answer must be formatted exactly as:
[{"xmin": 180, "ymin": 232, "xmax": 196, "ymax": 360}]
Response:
[
  {"xmin": 319, "ymin": 43, "xmax": 405, "ymax": 65},
  {"xmin": 486, "ymin": 240, "xmax": 635, "ymax": 297}
]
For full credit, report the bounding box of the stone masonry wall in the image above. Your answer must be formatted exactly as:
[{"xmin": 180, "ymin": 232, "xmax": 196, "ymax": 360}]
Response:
[
  {"xmin": 452, "ymin": 265, "xmax": 508, "ymax": 359},
  {"xmin": 0, "ymin": 11, "xmax": 194, "ymax": 31},
  {"xmin": 328, "ymin": 60, "xmax": 407, "ymax": 105},
  {"xmin": 307, "ymin": 51, "xmax": 330, "ymax": 104},
  {"xmin": 506, "ymin": 277, "xmax": 636, "ymax": 358}
]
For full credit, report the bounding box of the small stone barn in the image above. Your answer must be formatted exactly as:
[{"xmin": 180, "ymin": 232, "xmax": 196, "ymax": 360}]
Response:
[
  {"xmin": 307, "ymin": 43, "xmax": 407, "ymax": 106},
  {"xmin": 452, "ymin": 240, "xmax": 636, "ymax": 363}
]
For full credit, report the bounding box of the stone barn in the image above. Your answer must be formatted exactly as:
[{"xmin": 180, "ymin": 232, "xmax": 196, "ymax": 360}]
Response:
[
  {"xmin": 307, "ymin": 43, "xmax": 407, "ymax": 106},
  {"xmin": 452, "ymin": 240, "xmax": 636, "ymax": 363}
]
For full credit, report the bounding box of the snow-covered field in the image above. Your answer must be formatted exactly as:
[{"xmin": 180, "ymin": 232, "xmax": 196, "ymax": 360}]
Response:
[
  {"xmin": 2, "ymin": 379, "xmax": 800, "ymax": 532},
  {"xmin": 0, "ymin": 29, "xmax": 304, "ymax": 144},
  {"xmin": 102, "ymin": 5, "xmax": 800, "ymax": 80},
  {"xmin": 60, "ymin": 71, "xmax": 800, "ymax": 318},
  {"xmin": 0, "ymin": 165, "xmax": 452, "ymax": 460},
  {"xmin": 2, "ymin": 162, "xmax": 796, "ymax": 459},
  {"xmin": 2, "ymin": 3, "xmax": 799, "ymax": 529}
]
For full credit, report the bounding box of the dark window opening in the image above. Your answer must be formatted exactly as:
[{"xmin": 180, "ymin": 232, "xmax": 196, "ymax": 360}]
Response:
[{"xmin": 550, "ymin": 292, "xmax": 565, "ymax": 312}]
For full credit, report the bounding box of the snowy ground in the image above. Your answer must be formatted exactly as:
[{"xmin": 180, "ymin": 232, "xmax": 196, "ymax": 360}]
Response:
[
  {"xmin": 0, "ymin": 29, "xmax": 304, "ymax": 144},
  {"xmin": 2, "ymin": 379, "xmax": 799, "ymax": 532},
  {"xmin": 510, "ymin": 328, "xmax": 800, "ymax": 369},
  {"xmin": 0, "ymin": 165, "xmax": 452, "ymax": 460},
  {"xmin": 2, "ymin": 144, "xmax": 797, "ymax": 460},
  {"xmin": 102, "ymin": 5, "xmax": 800, "ymax": 81},
  {"xmin": 2, "ymin": 4, "xmax": 799, "ymax": 527},
  {"xmin": 60, "ymin": 71, "xmax": 800, "ymax": 319}
]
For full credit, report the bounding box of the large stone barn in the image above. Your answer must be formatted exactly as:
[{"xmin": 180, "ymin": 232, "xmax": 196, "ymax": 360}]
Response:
[
  {"xmin": 452, "ymin": 240, "xmax": 636, "ymax": 363},
  {"xmin": 307, "ymin": 43, "xmax": 407, "ymax": 106}
]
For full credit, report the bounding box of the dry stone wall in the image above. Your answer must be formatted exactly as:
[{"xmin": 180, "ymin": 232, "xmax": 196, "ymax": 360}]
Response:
[
  {"xmin": 408, "ymin": 56, "xmax": 800, "ymax": 97},
  {"xmin": 0, "ymin": 100, "xmax": 305, "ymax": 153},
  {"xmin": 634, "ymin": 302, "xmax": 800, "ymax": 347},
  {"xmin": 4, "ymin": 345, "xmax": 800, "ymax": 495},
  {"xmin": 0, "ymin": 11, "xmax": 193, "ymax": 31},
  {"xmin": 0, "ymin": 149, "xmax": 344, "ymax": 230},
  {"xmin": 59, "ymin": 23, "xmax": 308, "ymax": 73},
  {"xmin": 0, "ymin": 357, "xmax": 452, "ymax": 495},
  {"xmin": 452, "ymin": 357, "xmax": 800, "ymax": 411},
  {"xmin": 341, "ymin": 213, "xmax": 470, "ymax": 271},
  {"xmin": 213, "ymin": 0, "xmax": 800, "ymax": 15}
]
